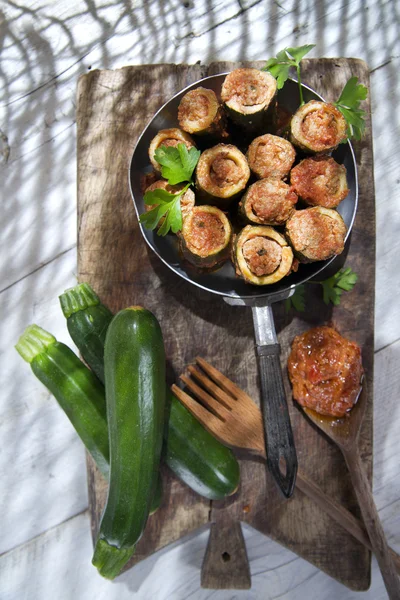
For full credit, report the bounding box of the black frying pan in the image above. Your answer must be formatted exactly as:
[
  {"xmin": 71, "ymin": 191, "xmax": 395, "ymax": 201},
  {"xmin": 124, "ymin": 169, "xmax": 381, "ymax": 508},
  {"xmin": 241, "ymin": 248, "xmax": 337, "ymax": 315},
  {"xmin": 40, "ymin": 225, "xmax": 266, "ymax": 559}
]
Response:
[{"xmin": 129, "ymin": 75, "xmax": 358, "ymax": 498}]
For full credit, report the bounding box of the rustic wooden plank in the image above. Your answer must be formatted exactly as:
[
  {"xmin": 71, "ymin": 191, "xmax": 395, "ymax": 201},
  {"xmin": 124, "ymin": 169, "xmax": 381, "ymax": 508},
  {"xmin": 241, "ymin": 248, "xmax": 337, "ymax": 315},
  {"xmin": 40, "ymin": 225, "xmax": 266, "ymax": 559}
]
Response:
[{"xmin": 76, "ymin": 59, "xmax": 374, "ymax": 589}]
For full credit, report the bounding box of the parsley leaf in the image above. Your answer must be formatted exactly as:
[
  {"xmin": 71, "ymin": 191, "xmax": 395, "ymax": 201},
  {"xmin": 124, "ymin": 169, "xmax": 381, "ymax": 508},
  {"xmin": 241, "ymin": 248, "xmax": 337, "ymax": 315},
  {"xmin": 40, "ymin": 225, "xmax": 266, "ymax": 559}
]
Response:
[
  {"xmin": 262, "ymin": 44, "xmax": 315, "ymax": 104},
  {"xmin": 285, "ymin": 285, "xmax": 306, "ymax": 312},
  {"xmin": 140, "ymin": 142, "xmax": 200, "ymax": 235},
  {"xmin": 320, "ymin": 267, "xmax": 358, "ymax": 305},
  {"xmin": 139, "ymin": 185, "xmax": 189, "ymax": 236},
  {"xmin": 284, "ymin": 268, "xmax": 358, "ymax": 311},
  {"xmin": 154, "ymin": 144, "xmax": 201, "ymax": 185},
  {"xmin": 334, "ymin": 77, "xmax": 368, "ymax": 140}
]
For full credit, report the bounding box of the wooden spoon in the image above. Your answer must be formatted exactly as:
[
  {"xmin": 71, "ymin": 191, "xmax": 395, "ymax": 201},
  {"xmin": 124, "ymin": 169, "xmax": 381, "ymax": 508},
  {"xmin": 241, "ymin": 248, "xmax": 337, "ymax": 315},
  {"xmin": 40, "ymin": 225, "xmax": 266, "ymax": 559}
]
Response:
[{"xmin": 302, "ymin": 384, "xmax": 400, "ymax": 599}]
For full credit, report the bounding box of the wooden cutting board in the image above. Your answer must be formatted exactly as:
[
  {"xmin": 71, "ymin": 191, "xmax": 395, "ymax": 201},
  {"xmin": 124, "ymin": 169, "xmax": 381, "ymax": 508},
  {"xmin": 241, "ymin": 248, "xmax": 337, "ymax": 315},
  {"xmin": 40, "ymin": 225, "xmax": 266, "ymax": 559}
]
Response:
[{"xmin": 76, "ymin": 59, "xmax": 374, "ymax": 591}]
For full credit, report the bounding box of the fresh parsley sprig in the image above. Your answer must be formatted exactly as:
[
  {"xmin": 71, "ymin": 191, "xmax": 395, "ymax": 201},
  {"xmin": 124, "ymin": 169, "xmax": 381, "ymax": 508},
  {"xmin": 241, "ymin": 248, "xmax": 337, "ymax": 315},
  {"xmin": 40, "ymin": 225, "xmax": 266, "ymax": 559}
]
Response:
[
  {"xmin": 285, "ymin": 267, "xmax": 358, "ymax": 312},
  {"xmin": 139, "ymin": 143, "xmax": 200, "ymax": 236},
  {"xmin": 262, "ymin": 44, "xmax": 315, "ymax": 105},
  {"xmin": 334, "ymin": 77, "xmax": 368, "ymax": 141},
  {"xmin": 155, "ymin": 144, "xmax": 200, "ymax": 185}
]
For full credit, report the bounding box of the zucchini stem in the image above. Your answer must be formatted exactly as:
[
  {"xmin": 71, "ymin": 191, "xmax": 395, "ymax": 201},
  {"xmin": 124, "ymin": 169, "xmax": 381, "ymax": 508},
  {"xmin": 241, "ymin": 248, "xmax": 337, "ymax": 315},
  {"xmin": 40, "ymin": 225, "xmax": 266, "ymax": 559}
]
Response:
[
  {"xmin": 15, "ymin": 325, "xmax": 56, "ymax": 363},
  {"xmin": 92, "ymin": 538, "xmax": 135, "ymax": 580},
  {"xmin": 59, "ymin": 282, "xmax": 100, "ymax": 318}
]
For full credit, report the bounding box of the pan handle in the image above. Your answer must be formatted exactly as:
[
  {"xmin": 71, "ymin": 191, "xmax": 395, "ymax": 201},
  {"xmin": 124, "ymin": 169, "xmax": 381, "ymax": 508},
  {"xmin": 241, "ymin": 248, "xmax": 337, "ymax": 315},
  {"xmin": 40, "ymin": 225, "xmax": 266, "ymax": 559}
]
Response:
[{"xmin": 252, "ymin": 305, "xmax": 297, "ymax": 498}]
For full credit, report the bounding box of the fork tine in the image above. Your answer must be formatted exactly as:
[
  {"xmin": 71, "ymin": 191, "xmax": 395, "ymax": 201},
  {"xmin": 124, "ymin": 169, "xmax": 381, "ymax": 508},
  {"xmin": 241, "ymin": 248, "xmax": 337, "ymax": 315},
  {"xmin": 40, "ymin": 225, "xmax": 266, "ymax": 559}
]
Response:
[
  {"xmin": 195, "ymin": 357, "xmax": 255, "ymax": 405},
  {"xmin": 179, "ymin": 375, "xmax": 230, "ymax": 420},
  {"xmin": 171, "ymin": 384, "xmax": 224, "ymax": 438},
  {"xmin": 187, "ymin": 365, "xmax": 235, "ymax": 410}
]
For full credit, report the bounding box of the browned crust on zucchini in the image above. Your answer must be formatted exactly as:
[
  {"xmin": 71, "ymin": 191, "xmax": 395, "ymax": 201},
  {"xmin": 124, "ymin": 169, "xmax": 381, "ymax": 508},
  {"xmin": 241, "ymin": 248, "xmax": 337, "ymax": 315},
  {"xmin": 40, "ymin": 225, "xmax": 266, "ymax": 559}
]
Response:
[
  {"xmin": 290, "ymin": 156, "xmax": 349, "ymax": 208},
  {"xmin": 247, "ymin": 134, "xmax": 296, "ymax": 180},
  {"xmin": 285, "ymin": 207, "xmax": 347, "ymax": 262},
  {"xmin": 180, "ymin": 205, "xmax": 232, "ymax": 268},
  {"xmin": 290, "ymin": 101, "xmax": 347, "ymax": 153},
  {"xmin": 239, "ymin": 179, "xmax": 298, "ymax": 226},
  {"xmin": 149, "ymin": 128, "xmax": 196, "ymax": 172}
]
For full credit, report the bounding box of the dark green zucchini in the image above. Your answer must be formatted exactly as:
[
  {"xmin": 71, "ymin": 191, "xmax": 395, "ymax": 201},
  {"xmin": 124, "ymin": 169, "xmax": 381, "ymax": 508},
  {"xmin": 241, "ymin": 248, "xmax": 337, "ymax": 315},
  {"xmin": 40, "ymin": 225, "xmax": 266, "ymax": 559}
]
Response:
[
  {"xmin": 164, "ymin": 391, "xmax": 239, "ymax": 499},
  {"xmin": 60, "ymin": 283, "xmax": 113, "ymax": 383},
  {"xmin": 15, "ymin": 324, "xmax": 162, "ymax": 512},
  {"xmin": 60, "ymin": 283, "xmax": 240, "ymax": 501},
  {"xmin": 15, "ymin": 325, "xmax": 110, "ymax": 478},
  {"xmin": 93, "ymin": 307, "xmax": 166, "ymax": 579}
]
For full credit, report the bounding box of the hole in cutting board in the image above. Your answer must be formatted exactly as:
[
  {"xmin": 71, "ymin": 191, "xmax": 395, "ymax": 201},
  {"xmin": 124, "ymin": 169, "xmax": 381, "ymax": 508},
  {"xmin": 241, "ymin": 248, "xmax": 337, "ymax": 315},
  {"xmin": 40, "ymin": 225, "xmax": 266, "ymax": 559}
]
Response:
[{"xmin": 221, "ymin": 552, "xmax": 231, "ymax": 562}]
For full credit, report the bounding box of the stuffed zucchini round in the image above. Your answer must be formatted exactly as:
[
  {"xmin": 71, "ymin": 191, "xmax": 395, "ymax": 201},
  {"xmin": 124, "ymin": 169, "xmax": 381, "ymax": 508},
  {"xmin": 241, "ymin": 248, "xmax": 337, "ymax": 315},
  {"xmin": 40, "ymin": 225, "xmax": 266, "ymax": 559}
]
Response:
[
  {"xmin": 195, "ymin": 144, "xmax": 250, "ymax": 206},
  {"xmin": 221, "ymin": 68, "xmax": 277, "ymax": 130},
  {"xmin": 178, "ymin": 87, "xmax": 227, "ymax": 138},
  {"xmin": 285, "ymin": 206, "xmax": 347, "ymax": 262},
  {"xmin": 239, "ymin": 178, "xmax": 297, "ymax": 226},
  {"xmin": 290, "ymin": 155, "xmax": 349, "ymax": 208},
  {"xmin": 144, "ymin": 180, "xmax": 195, "ymax": 225},
  {"xmin": 149, "ymin": 128, "xmax": 196, "ymax": 172},
  {"xmin": 234, "ymin": 225, "xmax": 294, "ymax": 285},
  {"xmin": 290, "ymin": 101, "xmax": 347, "ymax": 153},
  {"xmin": 180, "ymin": 205, "xmax": 232, "ymax": 268},
  {"xmin": 247, "ymin": 134, "xmax": 296, "ymax": 180}
]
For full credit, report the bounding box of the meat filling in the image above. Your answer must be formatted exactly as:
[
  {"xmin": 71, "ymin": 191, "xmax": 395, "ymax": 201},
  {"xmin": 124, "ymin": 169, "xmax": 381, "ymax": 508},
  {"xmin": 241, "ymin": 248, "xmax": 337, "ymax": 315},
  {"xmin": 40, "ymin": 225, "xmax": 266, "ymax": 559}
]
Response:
[
  {"xmin": 288, "ymin": 326, "xmax": 363, "ymax": 417},
  {"xmin": 244, "ymin": 179, "xmax": 297, "ymax": 225},
  {"xmin": 221, "ymin": 68, "xmax": 276, "ymax": 112},
  {"xmin": 178, "ymin": 88, "xmax": 219, "ymax": 133},
  {"xmin": 290, "ymin": 156, "xmax": 348, "ymax": 208},
  {"xmin": 300, "ymin": 104, "xmax": 347, "ymax": 150},
  {"xmin": 247, "ymin": 134, "xmax": 296, "ymax": 179},
  {"xmin": 186, "ymin": 212, "xmax": 226, "ymax": 256},
  {"xmin": 242, "ymin": 237, "xmax": 282, "ymax": 276},
  {"xmin": 210, "ymin": 155, "xmax": 243, "ymax": 187},
  {"xmin": 286, "ymin": 208, "xmax": 346, "ymax": 261}
]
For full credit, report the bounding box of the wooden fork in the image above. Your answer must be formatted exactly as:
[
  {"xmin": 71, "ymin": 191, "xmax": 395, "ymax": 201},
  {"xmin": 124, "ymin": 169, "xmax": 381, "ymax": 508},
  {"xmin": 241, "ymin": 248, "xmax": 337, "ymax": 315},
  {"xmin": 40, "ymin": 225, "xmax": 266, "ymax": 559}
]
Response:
[{"xmin": 171, "ymin": 357, "xmax": 400, "ymax": 574}]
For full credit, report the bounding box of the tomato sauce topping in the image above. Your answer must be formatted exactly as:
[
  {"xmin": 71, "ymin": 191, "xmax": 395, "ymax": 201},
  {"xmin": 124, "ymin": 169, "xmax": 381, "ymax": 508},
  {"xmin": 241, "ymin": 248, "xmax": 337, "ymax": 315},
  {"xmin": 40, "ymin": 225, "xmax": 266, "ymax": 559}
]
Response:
[{"xmin": 288, "ymin": 326, "xmax": 363, "ymax": 417}]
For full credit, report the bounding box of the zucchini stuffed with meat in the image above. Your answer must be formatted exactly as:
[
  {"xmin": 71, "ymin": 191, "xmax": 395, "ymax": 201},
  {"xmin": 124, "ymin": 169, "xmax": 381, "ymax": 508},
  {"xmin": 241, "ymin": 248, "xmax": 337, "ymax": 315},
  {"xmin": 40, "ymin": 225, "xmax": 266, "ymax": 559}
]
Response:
[
  {"xmin": 246, "ymin": 134, "xmax": 296, "ymax": 180},
  {"xmin": 195, "ymin": 143, "xmax": 250, "ymax": 206},
  {"xmin": 92, "ymin": 307, "xmax": 166, "ymax": 579},
  {"xmin": 239, "ymin": 178, "xmax": 298, "ymax": 226},
  {"xmin": 59, "ymin": 284, "xmax": 240, "ymax": 501},
  {"xmin": 221, "ymin": 68, "xmax": 277, "ymax": 131},
  {"xmin": 178, "ymin": 87, "xmax": 228, "ymax": 139},
  {"xmin": 290, "ymin": 155, "xmax": 349, "ymax": 208},
  {"xmin": 149, "ymin": 128, "xmax": 196, "ymax": 172},
  {"xmin": 179, "ymin": 205, "xmax": 232, "ymax": 269},
  {"xmin": 290, "ymin": 100, "xmax": 347, "ymax": 153},
  {"xmin": 15, "ymin": 323, "xmax": 162, "ymax": 513},
  {"xmin": 285, "ymin": 206, "xmax": 347, "ymax": 262},
  {"xmin": 234, "ymin": 225, "xmax": 294, "ymax": 285}
]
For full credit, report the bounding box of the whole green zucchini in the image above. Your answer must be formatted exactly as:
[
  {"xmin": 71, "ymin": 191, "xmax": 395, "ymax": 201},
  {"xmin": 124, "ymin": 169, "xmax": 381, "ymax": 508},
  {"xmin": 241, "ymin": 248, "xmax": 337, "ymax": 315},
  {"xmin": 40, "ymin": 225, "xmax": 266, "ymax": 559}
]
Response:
[
  {"xmin": 92, "ymin": 307, "xmax": 166, "ymax": 579},
  {"xmin": 59, "ymin": 284, "xmax": 240, "ymax": 501},
  {"xmin": 60, "ymin": 283, "xmax": 113, "ymax": 383},
  {"xmin": 15, "ymin": 324, "xmax": 162, "ymax": 512}
]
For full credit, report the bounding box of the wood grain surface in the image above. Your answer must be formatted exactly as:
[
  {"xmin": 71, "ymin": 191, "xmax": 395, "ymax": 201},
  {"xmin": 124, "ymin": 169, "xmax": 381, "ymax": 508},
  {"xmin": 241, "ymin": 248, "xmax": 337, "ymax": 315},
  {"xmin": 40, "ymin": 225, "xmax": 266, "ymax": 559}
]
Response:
[{"xmin": 76, "ymin": 59, "xmax": 374, "ymax": 591}]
